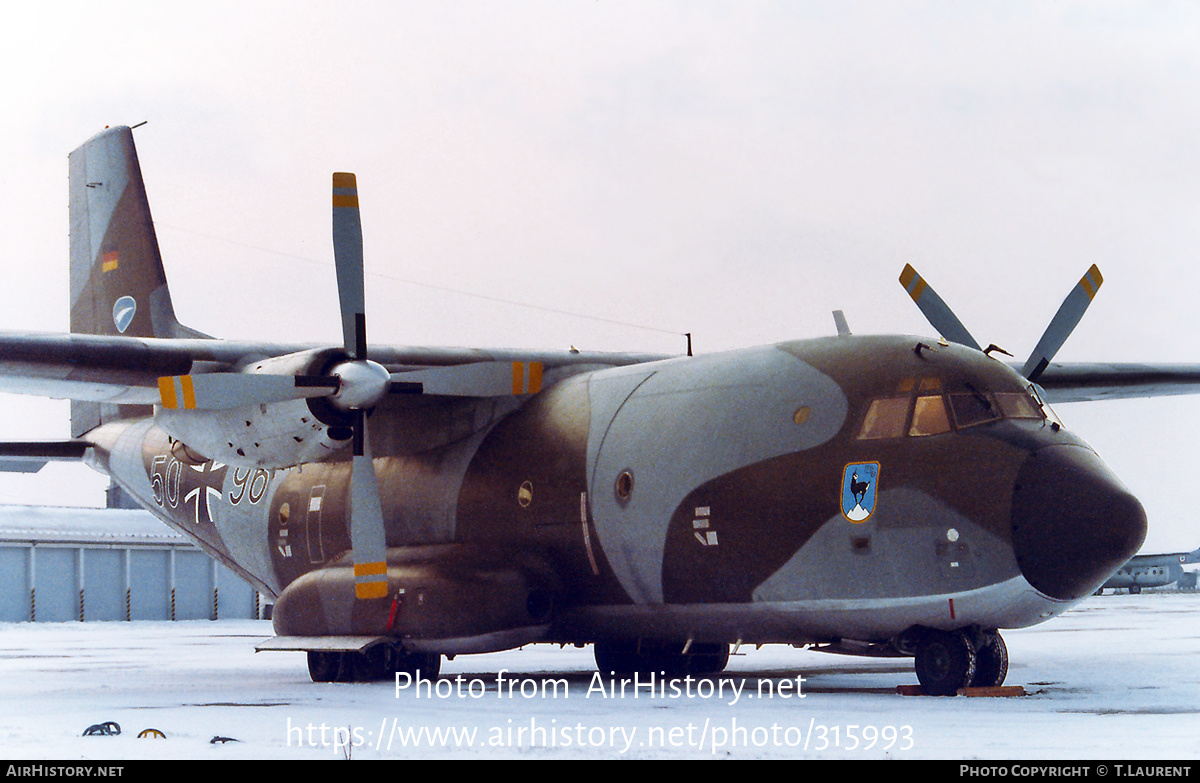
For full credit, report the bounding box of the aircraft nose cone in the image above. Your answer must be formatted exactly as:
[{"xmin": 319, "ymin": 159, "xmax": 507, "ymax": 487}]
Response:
[{"xmin": 1010, "ymin": 444, "xmax": 1146, "ymax": 601}]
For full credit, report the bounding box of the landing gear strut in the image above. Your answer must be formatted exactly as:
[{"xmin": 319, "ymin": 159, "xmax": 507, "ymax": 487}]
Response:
[
  {"xmin": 913, "ymin": 628, "xmax": 1007, "ymax": 696},
  {"xmin": 307, "ymin": 643, "xmax": 441, "ymax": 683}
]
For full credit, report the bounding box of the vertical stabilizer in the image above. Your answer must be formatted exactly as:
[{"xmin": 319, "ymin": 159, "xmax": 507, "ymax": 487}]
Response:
[{"xmin": 68, "ymin": 126, "xmax": 203, "ymax": 435}]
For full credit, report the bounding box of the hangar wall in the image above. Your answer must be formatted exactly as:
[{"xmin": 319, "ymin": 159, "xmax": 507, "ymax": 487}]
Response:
[{"xmin": 0, "ymin": 505, "xmax": 264, "ymax": 622}]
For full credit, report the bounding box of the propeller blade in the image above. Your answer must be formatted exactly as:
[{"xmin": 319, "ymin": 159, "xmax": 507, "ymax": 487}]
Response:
[
  {"xmin": 349, "ymin": 410, "xmax": 388, "ymax": 600},
  {"xmin": 899, "ymin": 264, "xmax": 982, "ymax": 351},
  {"xmin": 332, "ymin": 172, "xmax": 367, "ymax": 359},
  {"xmin": 332, "ymin": 173, "xmax": 390, "ymax": 599},
  {"xmin": 157, "ymin": 373, "xmax": 337, "ymax": 410},
  {"xmin": 1021, "ymin": 264, "xmax": 1103, "ymax": 381},
  {"xmin": 391, "ymin": 361, "xmax": 546, "ymax": 397}
]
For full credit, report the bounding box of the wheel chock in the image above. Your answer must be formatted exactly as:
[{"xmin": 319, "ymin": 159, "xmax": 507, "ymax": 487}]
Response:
[{"xmin": 897, "ymin": 684, "xmax": 1027, "ymax": 697}]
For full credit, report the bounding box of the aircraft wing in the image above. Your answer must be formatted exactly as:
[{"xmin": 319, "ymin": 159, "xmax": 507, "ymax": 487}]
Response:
[
  {"xmin": 5, "ymin": 331, "xmax": 1200, "ymax": 406},
  {"xmin": 0, "ymin": 331, "xmax": 669, "ymax": 404},
  {"xmin": 1032, "ymin": 362, "xmax": 1200, "ymax": 404}
]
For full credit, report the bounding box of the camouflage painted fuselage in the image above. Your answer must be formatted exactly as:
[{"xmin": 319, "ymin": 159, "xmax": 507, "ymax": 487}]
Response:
[{"xmin": 84, "ymin": 334, "xmax": 1146, "ymax": 655}]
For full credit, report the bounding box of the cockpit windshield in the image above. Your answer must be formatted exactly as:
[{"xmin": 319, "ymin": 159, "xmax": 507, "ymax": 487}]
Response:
[{"xmin": 858, "ymin": 380, "xmax": 1057, "ymax": 441}]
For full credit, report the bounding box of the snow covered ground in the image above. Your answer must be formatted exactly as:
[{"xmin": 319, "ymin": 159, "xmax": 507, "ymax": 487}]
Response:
[{"xmin": 2, "ymin": 592, "xmax": 1199, "ymax": 760}]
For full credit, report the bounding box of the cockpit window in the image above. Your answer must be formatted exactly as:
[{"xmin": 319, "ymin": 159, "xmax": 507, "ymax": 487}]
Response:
[
  {"xmin": 909, "ymin": 394, "xmax": 951, "ymax": 436},
  {"xmin": 1027, "ymin": 384, "xmax": 1065, "ymax": 428},
  {"xmin": 858, "ymin": 397, "xmax": 910, "ymax": 440},
  {"xmin": 994, "ymin": 392, "xmax": 1042, "ymax": 420},
  {"xmin": 857, "ymin": 379, "xmax": 1052, "ymax": 441},
  {"xmin": 948, "ymin": 390, "xmax": 1002, "ymax": 429}
]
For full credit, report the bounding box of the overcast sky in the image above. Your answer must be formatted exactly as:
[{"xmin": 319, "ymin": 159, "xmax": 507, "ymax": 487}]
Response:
[{"xmin": 1, "ymin": 1, "xmax": 1199, "ymax": 552}]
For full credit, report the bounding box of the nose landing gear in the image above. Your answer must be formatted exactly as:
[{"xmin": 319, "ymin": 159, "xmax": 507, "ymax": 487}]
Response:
[{"xmin": 913, "ymin": 627, "xmax": 1008, "ymax": 696}]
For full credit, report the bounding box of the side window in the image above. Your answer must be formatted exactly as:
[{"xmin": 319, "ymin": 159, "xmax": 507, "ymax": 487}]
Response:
[
  {"xmin": 994, "ymin": 392, "xmax": 1043, "ymax": 420},
  {"xmin": 948, "ymin": 391, "xmax": 1001, "ymax": 429},
  {"xmin": 858, "ymin": 397, "xmax": 910, "ymax": 440},
  {"xmin": 909, "ymin": 394, "xmax": 951, "ymax": 436},
  {"xmin": 1027, "ymin": 384, "xmax": 1066, "ymax": 429}
]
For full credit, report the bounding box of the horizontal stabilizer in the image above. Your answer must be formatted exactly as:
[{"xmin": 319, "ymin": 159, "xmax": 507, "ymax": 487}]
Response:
[{"xmin": 0, "ymin": 440, "xmax": 90, "ymax": 473}]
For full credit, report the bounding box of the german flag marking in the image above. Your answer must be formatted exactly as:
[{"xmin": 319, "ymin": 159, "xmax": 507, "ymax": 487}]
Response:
[{"xmin": 101, "ymin": 252, "xmax": 119, "ymax": 273}]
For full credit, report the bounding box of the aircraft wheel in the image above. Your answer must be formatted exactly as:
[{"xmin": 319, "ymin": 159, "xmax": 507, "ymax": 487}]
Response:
[
  {"xmin": 594, "ymin": 640, "xmax": 641, "ymax": 675},
  {"xmin": 393, "ymin": 647, "xmax": 441, "ymax": 680},
  {"xmin": 1129, "ymin": 584, "xmax": 1142, "ymax": 594},
  {"xmin": 307, "ymin": 650, "xmax": 344, "ymax": 683},
  {"xmin": 594, "ymin": 641, "xmax": 730, "ymax": 676},
  {"xmin": 354, "ymin": 643, "xmax": 395, "ymax": 682},
  {"xmin": 970, "ymin": 631, "xmax": 1008, "ymax": 688},
  {"xmin": 914, "ymin": 629, "xmax": 977, "ymax": 696},
  {"xmin": 594, "ymin": 640, "xmax": 677, "ymax": 674},
  {"xmin": 687, "ymin": 643, "xmax": 730, "ymax": 675}
]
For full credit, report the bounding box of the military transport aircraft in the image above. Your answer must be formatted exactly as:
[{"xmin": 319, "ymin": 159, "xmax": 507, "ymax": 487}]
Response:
[
  {"xmin": 3, "ymin": 125, "xmax": 1200, "ymax": 696},
  {"xmin": 1100, "ymin": 546, "xmax": 1200, "ymax": 593}
]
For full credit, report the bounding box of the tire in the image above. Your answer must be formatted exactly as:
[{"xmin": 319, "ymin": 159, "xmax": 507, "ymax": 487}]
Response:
[
  {"xmin": 970, "ymin": 631, "xmax": 1009, "ymax": 688},
  {"xmin": 394, "ymin": 648, "xmax": 441, "ymax": 680},
  {"xmin": 915, "ymin": 629, "xmax": 977, "ymax": 696},
  {"xmin": 687, "ymin": 644, "xmax": 730, "ymax": 675},
  {"xmin": 595, "ymin": 640, "xmax": 730, "ymax": 676},
  {"xmin": 309, "ymin": 646, "xmax": 439, "ymax": 683},
  {"xmin": 307, "ymin": 650, "xmax": 343, "ymax": 683},
  {"xmin": 594, "ymin": 640, "xmax": 642, "ymax": 675},
  {"xmin": 356, "ymin": 643, "xmax": 395, "ymax": 681}
]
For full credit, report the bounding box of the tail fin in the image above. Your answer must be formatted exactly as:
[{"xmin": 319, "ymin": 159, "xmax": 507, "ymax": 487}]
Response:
[
  {"xmin": 68, "ymin": 125, "xmax": 205, "ymax": 434},
  {"xmin": 69, "ymin": 125, "xmax": 201, "ymax": 339}
]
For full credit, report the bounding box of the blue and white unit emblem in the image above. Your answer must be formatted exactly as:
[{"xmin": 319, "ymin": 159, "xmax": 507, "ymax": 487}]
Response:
[
  {"xmin": 841, "ymin": 461, "xmax": 879, "ymax": 522},
  {"xmin": 112, "ymin": 295, "xmax": 137, "ymax": 333}
]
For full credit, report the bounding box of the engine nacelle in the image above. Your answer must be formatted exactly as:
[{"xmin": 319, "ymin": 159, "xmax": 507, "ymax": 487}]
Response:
[
  {"xmin": 271, "ymin": 545, "xmax": 558, "ymax": 654},
  {"xmin": 155, "ymin": 348, "xmax": 354, "ymax": 469}
]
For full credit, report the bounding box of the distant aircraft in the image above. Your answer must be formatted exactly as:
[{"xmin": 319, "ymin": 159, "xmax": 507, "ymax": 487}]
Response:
[
  {"xmin": 3, "ymin": 125, "xmax": 1200, "ymax": 696},
  {"xmin": 1100, "ymin": 547, "xmax": 1200, "ymax": 593}
]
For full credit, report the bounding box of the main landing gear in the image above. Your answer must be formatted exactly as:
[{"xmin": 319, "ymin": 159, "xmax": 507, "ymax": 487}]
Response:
[
  {"xmin": 307, "ymin": 643, "xmax": 441, "ymax": 683},
  {"xmin": 913, "ymin": 628, "xmax": 1008, "ymax": 696},
  {"xmin": 593, "ymin": 640, "xmax": 730, "ymax": 676}
]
